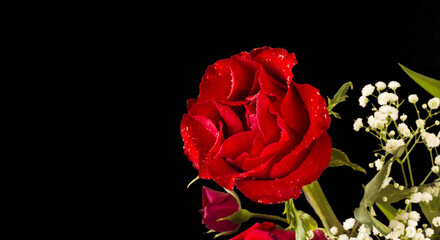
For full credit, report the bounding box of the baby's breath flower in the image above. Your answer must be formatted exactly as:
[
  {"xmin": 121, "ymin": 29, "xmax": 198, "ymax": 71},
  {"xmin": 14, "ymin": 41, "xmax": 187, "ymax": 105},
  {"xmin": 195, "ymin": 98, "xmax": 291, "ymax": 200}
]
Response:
[
  {"xmin": 367, "ymin": 115, "xmax": 386, "ymax": 129},
  {"xmin": 421, "ymin": 192, "xmax": 433, "ymax": 203},
  {"xmin": 362, "ymin": 84, "xmax": 375, "ymax": 96},
  {"xmin": 409, "ymin": 211, "xmax": 421, "ymax": 221},
  {"xmin": 428, "ymin": 97, "xmax": 440, "ymax": 109},
  {"xmin": 413, "ymin": 232, "xmax": 425, "ymax": 240},
  {"xmin": 338, "ymin": 234, "xmax": 349, "ymax": 240},
  {"xmin": 422, "ymin": 103, "xmax": 427, "ymax": 109},
  {"xmin": 425, "ymin": 227, "xmax": 434, "ymax": 237},
  {"xmin": 379, "ymin": 105, "xmax": 399, "ymax": 120},
  {"xmin": 388, "ymin": 81, "xmax": 401, "ymax": 90},
  {"xmin": 416, "ymin": 119, "xmax": 425, "ymax": 129},
  {"xmin": 435, "ymin": 155, "xmax": 440, "ymax": 165},
  {"xmin": 398, "ymin": 123, "xmax": 411, "ymax": 137},
  {"xmin": 375, "ymin": 81, "xmax": 386, "ymax": 91},
  {"xmin": 330, "ymin": 226, "xmax": 338, "ymax": 235},
  {"xmin": 423, "ymin": 132, "xmax": 440, "ymax": 148},
  {"xmin": 410, "ymin": 192, "xmax": 422, "ymax": 203},
  {"xmin": 433, "ymin": 216, "xmax": 440, "ymax": 227},
  {"xmin": 385, "ymin": 139, "xmax": 405, "ymax": 154},
  {"xmin": 359, "ymin": 95, "xmax": 369, "ymax": 108},
  {"xmin": 409, "ymin": 94, "xmax": 419, "ymax": 104},
  {"xmin": 374, "ymin": 159, "xmax": 384, "ymax": 171},
  {"xmin": 432, "ymin": 166, "xmax": 439, "ymax": 174},
  {"xmin": 382, "ymin": 176, "xmax": 393, "ymax": 189},
  {"xmin": 343, "ymin": 218, "xmax": 356, "ymax": 230},
  {"xmin": 406, "ymin": 226, "xmax": 417, "ymax": 238},
  {"xmin": 353, "ymin": 118, "xmax": 363, "ymax": 132},
  {"xmin": 377, "ymin": 92, "xmax": 398, "ymax": 105}
]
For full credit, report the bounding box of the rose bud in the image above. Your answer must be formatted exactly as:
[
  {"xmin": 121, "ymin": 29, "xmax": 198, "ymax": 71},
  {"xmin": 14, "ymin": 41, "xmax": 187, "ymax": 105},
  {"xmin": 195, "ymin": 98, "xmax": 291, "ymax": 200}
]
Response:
[{"xmin": 200, "ymin": 186, "xmax": 241, "ymax": 233}]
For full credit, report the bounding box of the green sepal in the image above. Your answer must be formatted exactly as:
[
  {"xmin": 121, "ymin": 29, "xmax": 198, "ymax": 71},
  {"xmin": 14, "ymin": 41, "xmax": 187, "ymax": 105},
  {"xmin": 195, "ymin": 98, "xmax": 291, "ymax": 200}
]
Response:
[
  {"xmin": 217, "ymin": 209, "xmax": 251, "ymax": 224},
  {"xmin": 328, "ymin": 148, "xmax": 366, "ymax": 174}
]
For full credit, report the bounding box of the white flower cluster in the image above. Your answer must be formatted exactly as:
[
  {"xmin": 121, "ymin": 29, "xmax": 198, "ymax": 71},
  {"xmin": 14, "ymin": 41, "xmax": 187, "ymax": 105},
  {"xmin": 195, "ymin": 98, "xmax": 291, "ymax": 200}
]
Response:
[
  {"xmin": 384, "ymin": 210, "xmax": 435, "ymax": 240},
  {"xmin": 353, "ymin": 81, "xmax": 440, "ymax": 173},
  {"xmin": 335, "ymin": 202, "xmax": 440, "ymax": 240},
  {"xmin": 348, "ymin": 81, "xmax": 440, "ymax": 240}
]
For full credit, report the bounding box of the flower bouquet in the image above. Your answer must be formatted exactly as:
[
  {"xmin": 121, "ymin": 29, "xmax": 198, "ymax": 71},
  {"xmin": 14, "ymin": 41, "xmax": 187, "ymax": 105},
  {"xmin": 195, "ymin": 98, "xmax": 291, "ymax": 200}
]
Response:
[{"xmin": 180, "ymin": 47, "xmax": 440, "ymax": 240}]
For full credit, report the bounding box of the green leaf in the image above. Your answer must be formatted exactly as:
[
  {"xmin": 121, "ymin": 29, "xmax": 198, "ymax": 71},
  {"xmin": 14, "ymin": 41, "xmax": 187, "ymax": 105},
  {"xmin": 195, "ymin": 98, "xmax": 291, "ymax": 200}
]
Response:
[
  {"xmin": 327, "ymin": 81, "xmax": 353, "ymax": 116},
  {"xmin": 419, "ymin": 193, "xmax": 440, "ymax": 232},
  {"xmin": 398, "ymin": 63, "xmax": 440, "ymax": 98},
  {"xmin": 328, "ymin": 148, "xmax": 366, "ymax": 174},
  {"xmin": 361, "ymin": 158, "xmax": 395, "ymax": 207},
  {"xmin": 354, "ymin": 205, "xmax": 391, "ymax": 236},
  {"xmin": 375, "ymin": 202, "xmax": 398, "ymax": 221}
]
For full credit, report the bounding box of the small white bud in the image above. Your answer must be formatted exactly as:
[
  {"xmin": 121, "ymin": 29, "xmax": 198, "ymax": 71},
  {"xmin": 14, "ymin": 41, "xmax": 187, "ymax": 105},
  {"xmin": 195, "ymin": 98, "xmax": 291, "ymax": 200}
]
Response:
[
  {"xmin": 435, "ymin": 120, "xmax": 440, "ymax": 125},
  {"xmin": 400, "ymin": 114, "xmax": 407, "ymax": 122},
  {"xmin": 382, "ymin": 196, "xmax": 388, "ymax": 202},
  {"xmin": 389, "ymin": 130, "xmax": 395, "ymax": 136},
  {"xmin": 435, "ymin": 155, "xmax": 440, "ymax": 165},
  {"xmin": 399, "ymin": 185, "xmax": 405, "ymax": 191},
  {"xmin": 422, "ymin": 103, "xmax": 427, "ymax": 109},
  {"xmin": 432, "ymin": 166, "xmax": 439, "ymax": 174}
]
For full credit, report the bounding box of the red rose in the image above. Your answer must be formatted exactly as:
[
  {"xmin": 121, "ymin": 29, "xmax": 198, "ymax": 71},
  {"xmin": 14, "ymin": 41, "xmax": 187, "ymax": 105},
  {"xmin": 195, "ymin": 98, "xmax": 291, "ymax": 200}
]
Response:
[
  {"xmin": 230, "ymin": 222, "xmax": 328, "ymax": 240},
  {"xmin": 181, "ymin": 47, "xmax": 332, "ymax": 204},
  {"xmin": 200, "ymin": 186, "xmax": 240, "ymax": 232},
  {"xmin": 230, "ymin": 222, "xmax": 295, "ymax": 240}
]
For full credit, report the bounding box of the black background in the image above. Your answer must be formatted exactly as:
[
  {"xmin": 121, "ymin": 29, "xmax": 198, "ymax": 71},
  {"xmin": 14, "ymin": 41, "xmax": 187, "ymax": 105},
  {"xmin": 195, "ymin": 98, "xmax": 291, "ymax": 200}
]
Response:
[{"xmin": 161, "ymin": 2, "xmax": 440, "ymax": 239}]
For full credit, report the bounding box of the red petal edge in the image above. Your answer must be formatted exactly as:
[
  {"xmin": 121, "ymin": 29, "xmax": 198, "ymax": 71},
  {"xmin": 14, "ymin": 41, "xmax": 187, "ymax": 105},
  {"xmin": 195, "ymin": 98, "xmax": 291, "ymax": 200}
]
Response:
[{"xmin": 235, "ymin": 131, "xmax": 332, "ymax": 204}]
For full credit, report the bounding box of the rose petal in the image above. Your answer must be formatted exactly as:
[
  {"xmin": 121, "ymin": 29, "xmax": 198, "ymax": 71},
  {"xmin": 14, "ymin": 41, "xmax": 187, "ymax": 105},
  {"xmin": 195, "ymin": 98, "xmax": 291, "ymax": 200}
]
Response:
[
  {"xmin": 235, "ymin": 132, "xmax": 332, "ymax": 204},
  {"xmin": 256, "ymin": 93, "xmax": 280, "ymax": 144},
  {"xmin": 271, "ymin": 229, "xmax": 296, "ymax": 240},
  {"xmin": 214, "ymin": 102, "xmax": 244, "ymax": 137},
  {"xmin": 228, "ymin": 54, "xmax": 261, "ymax": 101},
  {"xmin": 215, "ymin": 131, "xmax": 258, "ymax": 160},
  {"xmin": 243, "ymin": 230, "xmax": 273, "ymax": 240},
  {"xmin": 257, "ymin": 68, "xmax": 287, "ymax": 101},
  {"xmin": 181, "ymin": 114, "xmax": 216, "ymax": 171},
  {"xmin": 280, "ymin": 83, "xmax": 310, "ymax": 136},
  {"xmin": 198, "ymin": 58, "xmax": 232, "ymax": 103},
  {"xmin": 294, "ymin": 83, "xmax": 331, "ymax": 139},
  {"xmin": 250, "ymin": 47, "xmax": 297, "ymax": 84},
  {"xmin": 230, "ymin": 222, "xmax": 276, "ymax": 240},
  {"xmin": 188, "ymin": 101, "xmax": 221, "ymax": 130}
]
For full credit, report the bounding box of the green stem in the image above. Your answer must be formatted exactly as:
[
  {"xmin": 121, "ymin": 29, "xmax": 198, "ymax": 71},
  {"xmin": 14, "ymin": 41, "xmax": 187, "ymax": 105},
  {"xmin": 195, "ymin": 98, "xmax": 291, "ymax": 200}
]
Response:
[
  {"xmin": 399, "ymin": 162, "xmax": 409, "ymax": 187},
  {"xmin": 302, "ymin": 181, "xmax": 344, "ymax": 234},
  {"xmin": 250, "ymin": 212, "xmax": 289, "ymax": 224}
]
